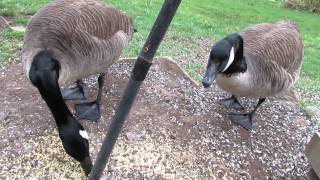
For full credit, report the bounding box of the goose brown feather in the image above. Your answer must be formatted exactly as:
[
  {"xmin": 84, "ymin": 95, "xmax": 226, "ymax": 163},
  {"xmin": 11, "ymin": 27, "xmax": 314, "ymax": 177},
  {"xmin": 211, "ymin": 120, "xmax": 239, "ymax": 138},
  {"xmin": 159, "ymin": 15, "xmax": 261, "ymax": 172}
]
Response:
[
  {"xmin": 216, "ymin": 21, "xmax": 303, "ymax": 98},
  {"xmin": 22, "ymin": 0, "xmax": 134, "ymax": 85}
]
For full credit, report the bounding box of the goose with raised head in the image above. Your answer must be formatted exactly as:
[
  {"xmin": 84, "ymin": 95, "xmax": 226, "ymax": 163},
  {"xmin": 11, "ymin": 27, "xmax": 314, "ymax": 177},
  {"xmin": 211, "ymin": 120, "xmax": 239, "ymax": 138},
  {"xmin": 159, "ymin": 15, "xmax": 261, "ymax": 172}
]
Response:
[
  {"xmin": 22, "ymin": 0, "xmax": 134, "ymax": 175},
  {"xmin": 202, "ymin": 21, "xmax": 303, "ymax": 130}
]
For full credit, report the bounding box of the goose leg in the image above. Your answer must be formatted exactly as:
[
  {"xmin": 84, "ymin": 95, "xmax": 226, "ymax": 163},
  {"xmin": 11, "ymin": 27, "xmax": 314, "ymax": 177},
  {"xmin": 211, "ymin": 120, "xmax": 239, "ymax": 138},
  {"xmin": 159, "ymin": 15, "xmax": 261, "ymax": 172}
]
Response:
[
  {"xmin": 61, "ymin": 80, "xmax": 86, "ymax": 100},
  {"xmin": 229, "ymin": 98, "xmax": 266, "ymax": 130},
  {"xmin": 75, "ymin": 74, "xmax": 105, "ymax": 122},
  {"xmin": 218, "ymin": 95, "xmax": 244, "ymax": 110}
]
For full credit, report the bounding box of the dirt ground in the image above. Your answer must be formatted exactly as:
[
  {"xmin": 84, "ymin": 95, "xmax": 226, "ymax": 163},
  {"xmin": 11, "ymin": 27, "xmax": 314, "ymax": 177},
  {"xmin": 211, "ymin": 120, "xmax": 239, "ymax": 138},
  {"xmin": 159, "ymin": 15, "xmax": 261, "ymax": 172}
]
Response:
[{"xmin": 0, "ymin": 57, "xmax": 318, "ymax": 179}]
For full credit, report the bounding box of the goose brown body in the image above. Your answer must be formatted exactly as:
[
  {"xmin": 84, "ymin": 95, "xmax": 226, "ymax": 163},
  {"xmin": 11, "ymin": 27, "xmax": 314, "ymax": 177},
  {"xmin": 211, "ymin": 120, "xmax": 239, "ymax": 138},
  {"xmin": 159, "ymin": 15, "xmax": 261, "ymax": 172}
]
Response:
[
  {"xmin": 22, "ymin": 0, "xmax": 134, "ymax": 85},
  {"xmin": 21, "ymin": 0, "xmax": 134, "ymax": 174},
  {"xmin": 216, "ymin": 21, "xmax": 303, "ymax": 98}
]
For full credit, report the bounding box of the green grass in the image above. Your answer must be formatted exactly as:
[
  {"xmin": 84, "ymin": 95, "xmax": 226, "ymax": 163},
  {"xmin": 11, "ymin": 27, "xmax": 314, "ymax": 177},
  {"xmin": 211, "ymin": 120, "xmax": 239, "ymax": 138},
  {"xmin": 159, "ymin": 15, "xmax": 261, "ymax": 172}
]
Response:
[
  {"xmin": 2, "ymin": 31, "xmax": 24, "ymax": 39},
  {"xmin": 301, "ymin": 98, "xmax": 320, "ymax": 123},
  {"xmin": 186, "ymin": 62, "xmax": 206, "ymax": 82},
  {"xmin": 0, "ymin": 36, "xmax": 23, "ymax": 66},
  {"xmin": 0, "ymin": 0, "xmax": 319, "ymax": 109},
  {"xmin": 13, "ymin": 16, "xmax": 28, "ymax": 25},
  {"xmin": 0, "ymin": 0, "xmax": 49, "ymax": 16}
]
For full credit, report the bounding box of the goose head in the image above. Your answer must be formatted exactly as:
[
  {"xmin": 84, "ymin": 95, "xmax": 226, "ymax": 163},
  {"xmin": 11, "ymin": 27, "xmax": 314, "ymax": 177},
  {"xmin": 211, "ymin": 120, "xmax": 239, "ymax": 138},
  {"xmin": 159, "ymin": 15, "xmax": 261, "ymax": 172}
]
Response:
[
  {"xmin": 29, "ymin": 50, "xmax": 92, "ymax": 175},
  {"xmin": 202, "ymin": 33, "xmax": 247, "ymax": 88},
  {"xmin": 58, "ymin": 119, "xmax": 92, "ymax": 176}
]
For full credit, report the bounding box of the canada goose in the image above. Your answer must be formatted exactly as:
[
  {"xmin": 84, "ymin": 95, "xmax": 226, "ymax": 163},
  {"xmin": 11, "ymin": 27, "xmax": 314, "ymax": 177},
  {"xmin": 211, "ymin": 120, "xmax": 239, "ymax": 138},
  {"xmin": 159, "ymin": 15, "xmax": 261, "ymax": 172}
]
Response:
[
  {"xmin": 202, "ymin": 21, "xmax": 303, "ymax": 130},
  {"xmin": 22, "ymin": 0, "xmax": 134, "ymax": 175}
]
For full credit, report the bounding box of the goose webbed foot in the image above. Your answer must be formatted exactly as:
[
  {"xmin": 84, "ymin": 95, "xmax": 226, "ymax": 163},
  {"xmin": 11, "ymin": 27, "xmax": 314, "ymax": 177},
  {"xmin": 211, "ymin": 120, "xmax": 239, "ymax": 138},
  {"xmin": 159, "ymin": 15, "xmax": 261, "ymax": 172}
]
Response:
[
  {"xmin": 230, "ymin": 113, "xmax": 253, "ymax": 130},
  {"xmin": 229, "ymin": 98, "xmax": 266, "ymax": 131},
  {"xmin": 61, "ymin": 80, "xmax": 86, "ymax": 100},
  {"xmin": 75, "ymin": 73, "xmax": 105, "ymax": 122},
  {"xmin": 218, "ymin": 95, "xmax": 244, "ymax": 110},
  {"xmin": 75, "ymin": 101, "xmax": 100, "ymax": 122}
]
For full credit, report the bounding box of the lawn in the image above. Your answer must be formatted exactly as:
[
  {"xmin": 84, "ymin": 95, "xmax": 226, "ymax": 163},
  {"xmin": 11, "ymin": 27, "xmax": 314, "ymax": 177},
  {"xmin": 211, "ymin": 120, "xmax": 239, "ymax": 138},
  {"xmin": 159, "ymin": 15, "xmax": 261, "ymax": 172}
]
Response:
[{"xmin": 1, "ymin": 0, "xmax": 319, "ymax": 109}]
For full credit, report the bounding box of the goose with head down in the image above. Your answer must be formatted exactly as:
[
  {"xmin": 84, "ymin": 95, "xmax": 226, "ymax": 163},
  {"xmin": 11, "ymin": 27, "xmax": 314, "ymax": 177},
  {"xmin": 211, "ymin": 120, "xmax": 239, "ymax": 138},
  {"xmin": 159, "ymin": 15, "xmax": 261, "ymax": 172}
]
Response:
[
  {"xmin": 202, "ymin": 21, "xmax": 303, "ymax": 130},
  {"xmin": 22, "ymin": 0, "xmax": 134, "ymax": 175}
]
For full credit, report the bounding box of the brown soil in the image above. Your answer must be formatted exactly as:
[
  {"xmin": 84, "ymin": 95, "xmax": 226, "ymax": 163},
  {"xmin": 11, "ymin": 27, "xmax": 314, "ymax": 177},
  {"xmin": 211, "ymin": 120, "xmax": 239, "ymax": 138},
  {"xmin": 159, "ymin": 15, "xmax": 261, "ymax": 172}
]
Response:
[{"xmin": 0, "ymin": 57, "xmax": 318, "ymax": 179}]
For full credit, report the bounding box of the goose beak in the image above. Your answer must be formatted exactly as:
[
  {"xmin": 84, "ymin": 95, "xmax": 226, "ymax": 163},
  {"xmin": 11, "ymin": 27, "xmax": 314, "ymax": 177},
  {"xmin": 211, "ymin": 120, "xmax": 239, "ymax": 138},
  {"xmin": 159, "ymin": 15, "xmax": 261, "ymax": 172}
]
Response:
[
  {"xmin": 80, "ymin": 156, "xmax": 93, "ymax": 176},
  {"xmin": 202, "ymin": 64, "xmax": 218, "ymax": 88}
]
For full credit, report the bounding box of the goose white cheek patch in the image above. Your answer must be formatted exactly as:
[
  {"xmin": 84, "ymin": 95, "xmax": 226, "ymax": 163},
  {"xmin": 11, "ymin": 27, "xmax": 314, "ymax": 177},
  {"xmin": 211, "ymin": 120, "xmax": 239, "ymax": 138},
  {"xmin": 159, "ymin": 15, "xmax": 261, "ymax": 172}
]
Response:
[
  {"xmin": 222, "ymin": 47, "xmax": 235, "ymax": 72},
  {"xmin": 79, "ymin": 130, "xmax": 89, "ymax": 140}
]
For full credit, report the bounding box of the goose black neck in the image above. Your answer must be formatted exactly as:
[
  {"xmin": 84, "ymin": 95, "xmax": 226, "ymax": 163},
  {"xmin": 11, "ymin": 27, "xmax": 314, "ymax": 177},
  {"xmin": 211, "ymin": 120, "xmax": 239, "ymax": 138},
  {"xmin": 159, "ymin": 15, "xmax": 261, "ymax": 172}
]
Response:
[
  {"xmin": 29, "ymin": 50, "xmax": 72, "ymax": 126},
  {"xmin": 38, "ymin": 72, "xmax": 71, "ymax": 125}
]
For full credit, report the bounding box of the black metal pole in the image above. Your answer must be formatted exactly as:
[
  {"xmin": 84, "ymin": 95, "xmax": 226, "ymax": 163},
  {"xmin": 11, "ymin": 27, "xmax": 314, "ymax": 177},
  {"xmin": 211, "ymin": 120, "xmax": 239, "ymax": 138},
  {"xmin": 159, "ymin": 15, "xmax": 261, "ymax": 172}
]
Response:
[{"xmin": 89, "ymin": 0, "xmax": 182, "ymax": 179}]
